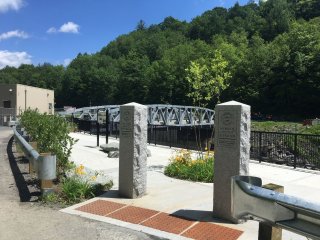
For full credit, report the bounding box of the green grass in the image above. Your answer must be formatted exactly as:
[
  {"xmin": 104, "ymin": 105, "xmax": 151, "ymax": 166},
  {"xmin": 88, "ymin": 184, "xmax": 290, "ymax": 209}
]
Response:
[
  {"xmin": 252, "ymin": 120, "xmax": 320, "ymax": 134},
  {"xmin": 251, "ymin": 121, "xmax": 304, "ymax": 133}
]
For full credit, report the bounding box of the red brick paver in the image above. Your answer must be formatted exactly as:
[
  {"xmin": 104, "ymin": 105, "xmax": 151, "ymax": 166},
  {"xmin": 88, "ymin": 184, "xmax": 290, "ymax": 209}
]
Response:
[
  {"xmin": 76, "ymin": 200, "xmax": 126, "ymax": 216},
  {"xmin": 76, "ymin": 200, "xmax": 243, "ymax": 240},
  {"xmin": 182, "ymin": 222, "xmax": 243, "ymax": 240},
  {"xmin": 141, "ymin": 212, "xmax": 195, "ymax": 234},
  {"xmin": 108, "ymin": 205, "xmax": 159, "ymax": 224}
]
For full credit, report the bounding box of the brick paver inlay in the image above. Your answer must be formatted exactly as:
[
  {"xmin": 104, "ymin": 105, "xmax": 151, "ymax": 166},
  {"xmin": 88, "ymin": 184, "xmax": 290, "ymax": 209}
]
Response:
[
  {"xmin": 108, "ymin": 205, "xmax": 160, "ymax": 224},
  {"xmin": 76, "ymin": 199, "xmax": 243, "ymax": 240},
  {"xmin": 182, "ymin": 222, "xmax": 243, "ymax": 240},
  {"xmin": 76, "ymin": 200, "xmax": 126, "ymax": 216},
  {"xmin": 141, "ymin": 212, "xmax": 195, "ymax": 234}
]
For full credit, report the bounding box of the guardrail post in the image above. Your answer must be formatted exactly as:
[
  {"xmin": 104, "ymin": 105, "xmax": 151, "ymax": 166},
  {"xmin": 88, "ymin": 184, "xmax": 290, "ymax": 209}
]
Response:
[
  {"xmin": 37, "ymin": 153, "xmax": 56, "ymax": 195},
  {"xmin": 258, "ymin": 183, "xmax": 284, "ymax": 240}
]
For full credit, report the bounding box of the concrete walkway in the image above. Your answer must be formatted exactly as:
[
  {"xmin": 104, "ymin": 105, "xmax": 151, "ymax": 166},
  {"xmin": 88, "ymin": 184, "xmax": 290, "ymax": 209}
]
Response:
[{"xmin": 62, "ymin": 132, "xmax": 320, "ymax": 240}]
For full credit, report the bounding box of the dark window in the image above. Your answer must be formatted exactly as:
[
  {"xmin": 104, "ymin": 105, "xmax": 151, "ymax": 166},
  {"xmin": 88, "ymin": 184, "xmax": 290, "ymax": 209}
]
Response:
[
  {"xmin": 49, "ymin": 103, "xmax": 53, "ymax": 114},
  {"xmin": 3, "ymin": 100, "xmax": 11, "ymax": 108}
]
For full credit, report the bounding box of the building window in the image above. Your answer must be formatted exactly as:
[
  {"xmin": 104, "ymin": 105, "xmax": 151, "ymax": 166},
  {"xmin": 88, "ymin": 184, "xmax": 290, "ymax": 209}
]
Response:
[
  {"xmin": 3, "ymin": 100, "xmax": 11, "ymax": 108},
  {"xmin": 49, "ymin": 103, "xmax": 53, "ymax": 114}
]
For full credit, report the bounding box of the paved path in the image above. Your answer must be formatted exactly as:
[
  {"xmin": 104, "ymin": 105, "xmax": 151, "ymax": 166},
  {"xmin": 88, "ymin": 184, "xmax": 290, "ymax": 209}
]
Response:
[
  {"xmin": 0, "ymin": 127, "xmax": 161, "ymax": 240},
  {"xmin": 1, "ymin": 128, "xmax": 318, "ymax": 239},
  {"xmin": 64, "ymin": 132, "xmax": 320, "ymax": 240}
]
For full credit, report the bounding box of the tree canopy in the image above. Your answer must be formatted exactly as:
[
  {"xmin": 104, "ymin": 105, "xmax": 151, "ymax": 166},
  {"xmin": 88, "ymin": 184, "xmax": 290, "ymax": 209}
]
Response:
[{"xmin": 1, "ymin": 0, "xmax": 320, "ymax": 118}]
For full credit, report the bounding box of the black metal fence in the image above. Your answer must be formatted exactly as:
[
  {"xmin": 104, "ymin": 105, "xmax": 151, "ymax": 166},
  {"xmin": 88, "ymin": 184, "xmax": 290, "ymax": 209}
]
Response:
[
  {"xmin": 73, "ymin": 119, "xmax": 214, "ymax": 150},
  {"xmin": 73, "ymin": 119, "xmax": 320, "ymax": 170},
  {"xmin": 147, "ymin": 125, "xmax": 213, "ymax": 150},
  {"xmin": 251, "ymin": 131, "xmax": 320, "ymax": 169}
]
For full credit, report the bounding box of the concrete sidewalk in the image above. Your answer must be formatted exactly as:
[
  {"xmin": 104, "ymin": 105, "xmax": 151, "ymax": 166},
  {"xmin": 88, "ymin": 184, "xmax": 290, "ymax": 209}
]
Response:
[{"xmin": 63, "ymin": 132, "xmax": 320, "ymax": 240}]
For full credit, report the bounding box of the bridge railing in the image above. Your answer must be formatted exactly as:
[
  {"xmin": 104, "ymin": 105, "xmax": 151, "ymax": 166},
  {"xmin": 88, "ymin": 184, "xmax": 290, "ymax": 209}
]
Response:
[
  {"xmin": 251, "ymin": 131, "xmax": 320, "ymax": 169},
  {"xmin": 13, "ymin": 126, "xmax": 56, "ymax": 195}
]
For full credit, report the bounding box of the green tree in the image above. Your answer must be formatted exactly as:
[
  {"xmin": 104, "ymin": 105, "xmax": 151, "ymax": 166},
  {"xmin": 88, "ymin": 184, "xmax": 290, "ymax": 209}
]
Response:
[
  {"xmin": 185, "ymin": 50, "xmax": 231, "ymax": 107},
  {"xmin": 260, "ymin": 0, "xmax": 294, "ymax": 40}
]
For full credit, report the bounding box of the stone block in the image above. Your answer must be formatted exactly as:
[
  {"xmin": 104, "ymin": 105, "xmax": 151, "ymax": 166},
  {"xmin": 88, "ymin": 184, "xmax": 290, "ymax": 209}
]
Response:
[
  {"xmin": 119, "ymin": 102, "xmax": 147, "ymax": 198},
  {"xmin": 213, "ymin": 100, "xmax": 250, "ymax": 223},
  {"xmin": 100, "ymin": 142, "xmax": 119, "ymax": 152}
]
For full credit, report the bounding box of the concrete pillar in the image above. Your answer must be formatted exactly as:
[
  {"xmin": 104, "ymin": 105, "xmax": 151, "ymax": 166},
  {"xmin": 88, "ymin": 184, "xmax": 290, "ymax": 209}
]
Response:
[
  {"xmin": 119, "ymin": 102, "xmax": 148, "ymax": 198},
  {"xmin": 213, "ymin": 101, "xmax": 250, "ymax": 222}
]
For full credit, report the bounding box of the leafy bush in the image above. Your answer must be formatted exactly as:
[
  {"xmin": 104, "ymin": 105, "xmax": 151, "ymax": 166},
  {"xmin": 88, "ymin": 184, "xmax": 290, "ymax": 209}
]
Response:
[
  {"xmin": 20, "ymin": 110, "xmax": 113, "ymax": 204},
  {"xmin": 164, "ymin": 149, "xmax": 214, "ymax": 182},
  {"xmin": 20, "ymin": 109, "xmax": 77, "ymax": 178}
]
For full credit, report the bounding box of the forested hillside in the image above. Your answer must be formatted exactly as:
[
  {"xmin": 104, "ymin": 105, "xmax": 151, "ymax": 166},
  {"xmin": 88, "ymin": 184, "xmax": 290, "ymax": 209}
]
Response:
[{"xmin": 1, "ymin": 0, "xmax": 319, "ymax": 118}]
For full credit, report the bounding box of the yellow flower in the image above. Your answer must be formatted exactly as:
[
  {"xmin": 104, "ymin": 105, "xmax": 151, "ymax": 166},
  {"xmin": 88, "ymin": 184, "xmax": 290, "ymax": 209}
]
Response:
[
  {"xmin": 75, "ymin": 164, "xmax": 86, "ymax": 175},
  {"xmin": 91, "ymin": 176, "xmax": 97, "ymax": 181}
]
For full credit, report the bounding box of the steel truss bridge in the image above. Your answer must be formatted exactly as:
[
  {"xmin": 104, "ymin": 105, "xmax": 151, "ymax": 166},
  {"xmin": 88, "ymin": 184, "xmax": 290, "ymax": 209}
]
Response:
[{"xmin": 72, "ymin": 104, "xmax": 214, "ymax": 126}]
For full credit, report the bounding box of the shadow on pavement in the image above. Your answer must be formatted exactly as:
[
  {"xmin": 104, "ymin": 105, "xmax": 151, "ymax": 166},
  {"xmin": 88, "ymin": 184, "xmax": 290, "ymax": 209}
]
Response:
[{"xmin": 6, "ymin": 136, "xmax": 32, "ymax": 202}]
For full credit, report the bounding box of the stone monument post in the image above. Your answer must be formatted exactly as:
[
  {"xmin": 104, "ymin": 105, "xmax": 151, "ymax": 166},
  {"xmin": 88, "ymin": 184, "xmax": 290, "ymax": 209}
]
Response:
[
  {"xmin": 213, "ymin": 101, "xmax": 250, "ymax": 222},
  {"xmin": 119, "ymin": 102, "xmax": 147, "ymax": 198}
]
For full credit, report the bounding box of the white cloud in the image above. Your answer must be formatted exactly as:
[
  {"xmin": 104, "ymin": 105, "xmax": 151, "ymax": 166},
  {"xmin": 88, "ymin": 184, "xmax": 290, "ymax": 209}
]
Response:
[
  {"xmin": 0, "ymin": 0, "xmax": 24, "ymax": 13},
  {"xmin": 0, "ymin": 50, "xmax": 32, "ymax": 69},
  {"xmin": 0, "ymin": 30, "xmax": 29, "ymax": 41},
  {"xmin": 47, "ymin": 21, "xmax": 80, "ymax": 34},
  {"xmin": 46, "ymin": 27, "xmax": 57, "ymax": 34},
  {"xmin": 59, "ymin": 22, "xmax": 80, "ymax": 33},
  {"xmin": 63, "ymin": 58, "xmax": 71, "ymax": 66}
]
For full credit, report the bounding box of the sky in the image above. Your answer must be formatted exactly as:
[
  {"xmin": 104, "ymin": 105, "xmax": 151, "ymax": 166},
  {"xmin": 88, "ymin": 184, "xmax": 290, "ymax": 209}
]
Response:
[{"xmin": 0, "ymin": 0, "xmax": 249, "ymax": 69}]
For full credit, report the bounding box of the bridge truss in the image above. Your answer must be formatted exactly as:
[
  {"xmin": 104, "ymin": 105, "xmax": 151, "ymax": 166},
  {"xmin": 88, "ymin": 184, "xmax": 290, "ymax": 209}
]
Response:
[{"xmin": 72, "ymin": 104, "xmax": 214, "ymax": 127}]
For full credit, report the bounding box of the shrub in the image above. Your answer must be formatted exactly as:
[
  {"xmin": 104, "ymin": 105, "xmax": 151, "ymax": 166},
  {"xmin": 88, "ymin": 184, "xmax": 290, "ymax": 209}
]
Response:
[
  {"xmin": 20, "ymin": 109, "xmax": 77, "ymax": 178},
  {"xmin": 164, "ymin": 149, "xmax": 214, "ymax": 183}
]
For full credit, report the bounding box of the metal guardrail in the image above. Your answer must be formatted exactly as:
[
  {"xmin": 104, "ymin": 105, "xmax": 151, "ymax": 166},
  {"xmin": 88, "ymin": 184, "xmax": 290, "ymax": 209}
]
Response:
[
  {"xmin": 13, "ymin": 126, "xmax": 56, "ymax": 194},
  {"xmin": 231, "ymin": 175, "xmax": 320, "ymax": 240}
]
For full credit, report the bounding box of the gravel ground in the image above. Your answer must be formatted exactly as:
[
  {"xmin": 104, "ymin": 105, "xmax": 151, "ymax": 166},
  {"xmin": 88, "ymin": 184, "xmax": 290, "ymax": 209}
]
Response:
[{"xmin": 0, "ymin": 126, "xmax": 163, "ymax": 240}]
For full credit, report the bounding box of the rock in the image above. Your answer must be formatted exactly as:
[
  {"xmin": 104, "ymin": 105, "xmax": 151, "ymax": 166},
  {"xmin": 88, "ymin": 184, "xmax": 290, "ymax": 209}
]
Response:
[
  {"xmin": 108, "ymin": 151, "xmax": 119, "ymax": 158},
  {"xmin": 100, "ymin": 142, "xmax": 119, "ymax": 152}
]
